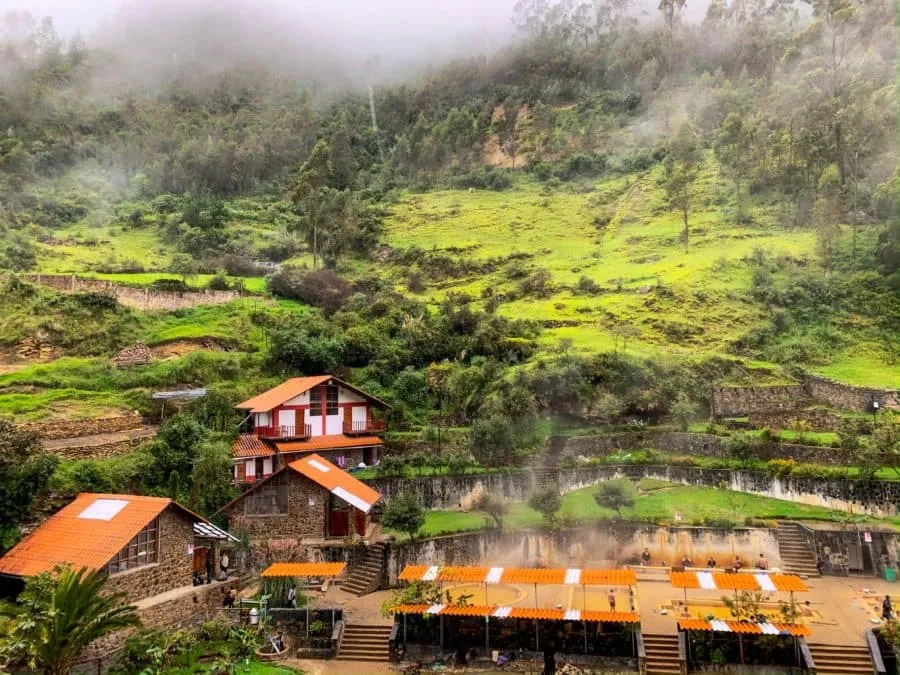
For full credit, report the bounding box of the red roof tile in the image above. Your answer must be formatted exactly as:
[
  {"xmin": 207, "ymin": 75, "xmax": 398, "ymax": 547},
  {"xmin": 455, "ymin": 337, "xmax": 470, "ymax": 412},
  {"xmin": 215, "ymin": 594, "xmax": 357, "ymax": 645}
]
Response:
[
  {"xmin": 232, "ymin": 434, "xmax": 273, "ymax": 458},
  {"xmin": 288, "ymin": 454, "xmax": 381, "ymax": 513},
  {"xmin": 0, "ymin": 493, "xmax": 201, "ymax": 577}
]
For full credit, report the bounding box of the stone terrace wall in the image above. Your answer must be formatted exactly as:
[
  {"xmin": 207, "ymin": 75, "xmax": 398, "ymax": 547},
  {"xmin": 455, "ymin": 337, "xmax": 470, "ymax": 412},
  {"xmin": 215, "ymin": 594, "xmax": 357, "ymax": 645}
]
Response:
[
  {"xmin": 562, "ymin": 431, "xmax": 844, "ymax": 464},
  {"xmin": 367, "ymin": 472, "xmax": 535, "ymax": 510},
  {"xmin": 14, "ymin": 274, "xmax": 241, "ymax": 311},
  {"xmin": 711, "ymin": 385, "xmax": 807, "ymax": 416},
  {"xmin": 18, "ymin": 413, "xmax": 144, "ymax": 440},
  {"xmin": 747, "ymin": 408, "xmax": 841, "ymax": 431},
  {"xmin": 50, "ymin": 437, "xmax": 149, "ymax": 460},
  {"xmin": 805, "ymin": 374, "xmax": 900, "ymax": 412}
]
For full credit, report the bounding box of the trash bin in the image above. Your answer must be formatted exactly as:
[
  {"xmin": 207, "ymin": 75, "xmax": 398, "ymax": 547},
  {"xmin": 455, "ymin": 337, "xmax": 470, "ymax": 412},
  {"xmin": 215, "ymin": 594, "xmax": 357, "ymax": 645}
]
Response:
[{"xmin": 885, "ymin": 566, "xmax": 897, "ymax": 582}]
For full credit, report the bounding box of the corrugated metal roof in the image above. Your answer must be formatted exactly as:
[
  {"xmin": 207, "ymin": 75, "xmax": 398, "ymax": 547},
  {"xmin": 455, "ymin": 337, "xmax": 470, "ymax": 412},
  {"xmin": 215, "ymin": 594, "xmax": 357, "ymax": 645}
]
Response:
[
  {"xmin": 193, "ymin": 521, "xmax": 238, "ymax": 542},
  {"xmin": 398, "ymin": 565, "xmax": 637, "ymax": 586},
  {"xmin": 391, "ymin": 604, "xmax": 639, "ymax": 623},
  {"xmin": 151, "ymin": 388, "xmax": 207, "ymax": 400},
  {"xmin": 0, "ymin": 494, "xmax": 192, "ymax": 577},
  {"xmin": 288, "ymin": 454, "xmax": 381, "ymax": 514},
  {"xmin": 232, "ymin": 434, "xmax": 273, "ymax": 458},
  {"xmin": 275, "ymin": 435, "xmax": 383, "ymax": 453},
  {"xmin": 260, "ymin": 562, "xmax": 347, "ymax": 578}
]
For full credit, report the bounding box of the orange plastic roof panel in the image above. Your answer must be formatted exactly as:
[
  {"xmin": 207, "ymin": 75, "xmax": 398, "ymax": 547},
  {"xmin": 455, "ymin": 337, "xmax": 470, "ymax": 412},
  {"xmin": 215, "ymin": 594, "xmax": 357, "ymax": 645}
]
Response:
[
  {"xmin": 580, "ymin": 611, "xmax": 640, "ymax": 623},
  {"xmin": 438, "ymin": 567, "xmax": 490, "ymax": 582},
  {"xmin": 399, "ymin": 565, "xmax": 430, "ymax": 581},
  {"xmin": 669, "ymin": 572, "xmax": 701, "ymax": 589},
  {"xmin": 503, "ymin": 568, "xmax": 566, "ymax": 584},
  {"xmin": 769, "ymin": 574, "xmax": 809, "ymax": 592},
  {"xmin": 260, "ymin": 562, "xmax": 347, "ymax": 578}
]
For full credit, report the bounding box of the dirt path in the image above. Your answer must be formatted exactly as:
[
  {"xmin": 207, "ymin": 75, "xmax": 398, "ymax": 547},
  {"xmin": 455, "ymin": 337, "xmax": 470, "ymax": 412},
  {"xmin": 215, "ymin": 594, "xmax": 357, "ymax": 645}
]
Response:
[{"xmin": 42, "ymin": 426, "xmax": 156, "ymax": 450}]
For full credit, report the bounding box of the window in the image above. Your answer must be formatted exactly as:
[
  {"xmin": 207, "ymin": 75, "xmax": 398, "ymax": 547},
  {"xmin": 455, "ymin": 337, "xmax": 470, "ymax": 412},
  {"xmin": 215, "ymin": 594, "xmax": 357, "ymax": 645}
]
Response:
[
  {"xmin": 326, "ymin": 385, "xmax": 339, "ymax": 415},
  {"xmin": 106, "ymin": 518, "xmax": 158, "ymax": 574},
  {"xmin": 309, "ymin": 388, "xmax": 322, "ymax": 416},
  {"xmin": 245, "ymin": 473, "xmax": 289, "ymax": 515},
  {"xmin": 255, "ymin": 457, "xmax": 265, "ymax": 477}
]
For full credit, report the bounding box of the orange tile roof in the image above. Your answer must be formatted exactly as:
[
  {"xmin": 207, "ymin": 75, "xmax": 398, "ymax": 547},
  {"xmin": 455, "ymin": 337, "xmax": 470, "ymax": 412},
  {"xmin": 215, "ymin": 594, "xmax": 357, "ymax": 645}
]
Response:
[
  {"xmin": 397, "ymin": 565, "xmax": 637, "ymax": 586},
  {"xmin": 668, "ymin": 572, "xmax": 808, "ymax": 592},
  {"xmin": 260, "ymin": 562, "xmax": 347, "ymax": 578},
  {"xmin": 236, "ymin": 376, "xmax": 331, "ymax": 412},
  {"xmin": 390, "ymin": 604, "xmax": 639, "ymax": 623},
  {"xmin": 232, "ymin": 434, "xmax": 273, "ymax": 458},
  {"xmin": 275, "ymin": 435, "xmax": 383, "ymax": 453},
  {"xmin": 678, "ymin": 619, "xmax": 811, "ymax": 637},
  {"xmin": 288, "ymin": 454, "xmax": 381, "ymax": 513},
  {"xmin": 0, "ymin": 493, "xmax": 200, "ymax": 577}
]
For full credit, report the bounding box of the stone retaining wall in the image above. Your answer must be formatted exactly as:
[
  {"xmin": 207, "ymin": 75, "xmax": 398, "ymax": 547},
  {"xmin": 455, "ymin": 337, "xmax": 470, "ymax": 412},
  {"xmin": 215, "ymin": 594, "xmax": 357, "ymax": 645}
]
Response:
[
  {"xmin": 51, "ymin": 438, "xmax": 148, "ymax": 460},
  {"xmin": 747, "ymin": 408, "xmax": 841, "ymax": 431},
  {"xmin": 18, "ymin": 413, "xmax": 144, "ymax": 440},
  {"xmin": 805, "ymin": 374, "xmax": 900, "ymax": 412},
  {"xmin": 711, "ymin": 385, "xmax": 807, "ymax": 416},
  {"xmin": 367, "ymin": 472, "xmax": 534, "ymax": 511},
  {"xmin": 385, "ymin": 524, "xmax": 780, "ymax": 586},
  {"xmin": 12, "ymin": 274, "xmax": 242, "ymax": 311}
]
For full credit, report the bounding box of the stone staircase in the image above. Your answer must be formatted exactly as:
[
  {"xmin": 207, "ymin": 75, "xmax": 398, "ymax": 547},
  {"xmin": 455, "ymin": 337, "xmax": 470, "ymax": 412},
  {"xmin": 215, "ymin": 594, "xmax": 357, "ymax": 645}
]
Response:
[
  {"xmin": 336, "ymin": 623, "xmax": 392, "ymax": 662},
  {"xmin": 776, "ymin": 522, "xmax": 819, "ymax": 577},
  {"xmin": 533, "ymin": 435, "xmax": 566, "ymax": 490},
  {"xmin": 807, "ymin": 641, "xmax": 874, "ymax": 674},
  {"xmin": 342, "ymin": 542, "xmax": 386, "ymax": 596},
  {"xmin": 643, "ymin": 633, "xmax": 681, "ymax": 674}
]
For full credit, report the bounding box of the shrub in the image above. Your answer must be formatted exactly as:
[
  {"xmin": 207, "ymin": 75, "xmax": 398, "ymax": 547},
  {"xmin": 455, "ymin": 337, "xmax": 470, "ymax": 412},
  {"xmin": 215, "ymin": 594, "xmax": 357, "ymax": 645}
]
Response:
[
  {"xmin": 406, "ymin": 270, "xmax": 426, "ymax": 293},
  {"xmin": 575, "ymin": 275, "xmax": 601, "ymax": 295},
  {"xmin": 470, "ymin": 415, "xmax": 519, "ymax": 468},
  {"xmin": 206, "ymin": 271, "xmax": 231, "ymax": 291},
  {"xmin": 267, "ymin": 267, "xmax": 352, "ymax": 315},
  {"xmin": 518, "ymin": 269, "xmax": 554, "ymax": 298},
  {"xmin": 594, "ymin": 481, "xmax": 635, "ymax": 518},
  {"xmin": 376, "ymin": 455, "xmax": 408, "ymax": 478},
  {"xmin": 448, "ymin": 167, "xmax": 512, "ymax": 191},
  {"xmin": 382, "ymin": 492, "xmax": 425, "ymax": 539},
  {"xmin": 765, "ymin": 459, "xmax": 796, "ymax": 479}
]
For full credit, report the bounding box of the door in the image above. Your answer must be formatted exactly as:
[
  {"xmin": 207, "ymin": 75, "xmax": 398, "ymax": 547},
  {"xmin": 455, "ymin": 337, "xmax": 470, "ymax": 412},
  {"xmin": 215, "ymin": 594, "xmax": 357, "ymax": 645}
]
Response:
[
  {"xmin": 363, "ymin": 447, "xmax": 374, "ymax": 465},
  {"xmin": 355, "ymin": 510, "xmax": 367, "ymax": 537},
  {"xmin": 193, "ymin": 546, "xmax": 208, "ymax": 575},
  {"xmin": 351, "ymin": 406, "xmax": 367, "ymax": 433},
  {"xmin": 278, "ymin": 409, "xmax": 296, "ymax": 436},
  {"xmin": 328, "ymin": 497, "xmax": 349, "ymax": 538}
]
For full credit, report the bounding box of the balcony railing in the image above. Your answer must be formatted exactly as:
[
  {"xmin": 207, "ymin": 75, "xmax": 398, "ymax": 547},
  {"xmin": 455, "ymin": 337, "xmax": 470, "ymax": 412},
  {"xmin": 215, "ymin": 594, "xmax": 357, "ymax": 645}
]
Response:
[
  {"xmin": 343, "ymin": 419, "xmax": 387, "ymax": 435},
  {"xmin": 255, "ymin": 424, "xmax": 312, "ymax": 440}
]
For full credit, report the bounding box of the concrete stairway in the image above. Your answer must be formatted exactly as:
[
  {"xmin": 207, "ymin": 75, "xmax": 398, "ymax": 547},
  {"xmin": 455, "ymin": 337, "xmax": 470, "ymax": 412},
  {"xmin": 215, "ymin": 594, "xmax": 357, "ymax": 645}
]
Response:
[
  {"xmin": 643, "ymin": 633, "xmax": 681, "ymax": 674},
  {"xmin": 336, "ymin": 623, "xmax": 392, "ymax": 662},
  {"xmin": 342, "ymin": 542, "xmax": 386, "ymax": 596},
  {"xmin": 533, "ymin": 435, "xmax": 566, "ymax": 490},
  {"xmin": 807, "ymin": 642, "xmax": 874, "ymax": 674},
  {"xmin": 776, "ymin": 522, "xmax": 819, "ymax": 577}
]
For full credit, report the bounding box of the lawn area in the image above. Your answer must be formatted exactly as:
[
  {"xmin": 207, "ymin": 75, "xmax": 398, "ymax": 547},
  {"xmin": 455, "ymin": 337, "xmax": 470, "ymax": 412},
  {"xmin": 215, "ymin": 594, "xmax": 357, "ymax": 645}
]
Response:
[
  {"xmin": 398, "ymin": 479, "xmax": 900, "ymax": 540},
  {"xmin": 164, "ymin": 660, "xmax": 302, "ymax": 674}
]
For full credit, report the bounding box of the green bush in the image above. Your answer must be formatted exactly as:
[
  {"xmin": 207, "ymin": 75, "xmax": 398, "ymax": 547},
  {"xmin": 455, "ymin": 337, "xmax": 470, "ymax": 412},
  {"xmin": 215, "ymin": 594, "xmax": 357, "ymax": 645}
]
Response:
[{"xmin": 765, "ymin": 459, "xmax": 796, "ymax": 478}]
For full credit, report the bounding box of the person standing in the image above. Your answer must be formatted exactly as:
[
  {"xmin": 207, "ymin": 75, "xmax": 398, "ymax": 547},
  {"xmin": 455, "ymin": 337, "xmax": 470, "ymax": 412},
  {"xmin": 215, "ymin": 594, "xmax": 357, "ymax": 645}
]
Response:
[
  {"xmin": 883, "ymin": 595, "xmax": 893, "ymax": 622},
  {"xmin": 756, "ymin": 554, "xmax": 769, "ymax": 571},
  {"xmin": 288, "ymin": 584, "xmax": 297, "ymax": 609},
  {"xmin": 707, "ymin": 556, "xmax": 716, "ymax": 568},
  {"xmin": 220, "ymin": 551, "xmax": 230, "ymax": 579},
  {"xmin": 608, "ymin": 589, "xmax": 616, "ymax": 611},
  {"xmin": 641, "ymin": 548, "xmax": 651, "ymax": 566}
]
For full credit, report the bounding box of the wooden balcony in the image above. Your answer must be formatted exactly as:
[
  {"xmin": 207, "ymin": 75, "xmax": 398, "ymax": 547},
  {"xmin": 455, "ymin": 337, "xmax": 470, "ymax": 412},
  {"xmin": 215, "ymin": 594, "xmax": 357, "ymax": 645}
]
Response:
[
  {"xmin": 343, "ymin": 419, "xmax": 387, "ymax": 436},
  {"xmin": 255, "ymin": 424, "xmax": 312, "ymax": 440}
]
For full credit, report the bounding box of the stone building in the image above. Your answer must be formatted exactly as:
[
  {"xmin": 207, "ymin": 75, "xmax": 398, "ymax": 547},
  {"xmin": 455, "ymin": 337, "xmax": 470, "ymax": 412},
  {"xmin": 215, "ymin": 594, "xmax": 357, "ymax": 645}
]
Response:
[
  {"xmin": 231, "ymin": 375, "xmax": 388, "ymax": 484},
  {"xmin": 217, "ymin": 453, "xmax": 382, "ymax": 544},
  {"xmin": 0, "ymin": 493, "xmax": 234, "ymax": 604}
]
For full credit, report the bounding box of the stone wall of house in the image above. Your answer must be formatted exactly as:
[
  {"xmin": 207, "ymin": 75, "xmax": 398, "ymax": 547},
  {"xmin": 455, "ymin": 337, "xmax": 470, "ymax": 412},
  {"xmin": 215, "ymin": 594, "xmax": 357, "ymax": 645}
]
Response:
[
  {"xmin": 385, "ymin": 524, "xmax": 780, "ymax": 586},
  {"xmin": 222, "ymin": 471, "xmax": 329, "ymax": 540},
  {"xmin": 804, "ymin": 374, "xmax": 900, "ymax": 412},
  {"xmin": 711, "ymin": 385, "xmax": 807, "ymax": 416},
  {"xmin": 19, "ymin": 413, "xmax": 144, "ymax": 440},
  {"xmin": 561, "ymin": 431, "xmax": 844, "ymax": 464},
  {"xmin": 103, "ymin": 506, "xmax": 195, "ymax": 604},
  {"xmin": 11, "ymin": 274, "xmax": 242, "ymax": 310},
  {"xmin": 747, "ymin": 408, "xmax": 841, "ymax": 431}
]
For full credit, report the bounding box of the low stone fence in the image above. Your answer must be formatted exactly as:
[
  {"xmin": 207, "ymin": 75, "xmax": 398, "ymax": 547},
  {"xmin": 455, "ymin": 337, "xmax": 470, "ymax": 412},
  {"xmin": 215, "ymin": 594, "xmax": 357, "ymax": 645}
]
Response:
[
  {"xmin": 18, "ymin": 413, "xmax": 144, "ymax": 440},
  {"xmin": 50, "ymin": 438, "xmax": 149, "ymax": 460},
  {"xmin": 367, "ymin": 472, "xmax": 534, "ymax": 510},
  {"xmin": 748, "ymin": 408, "xmax": 841, "ymax": 431},
  {"xmin": 805, "ymin": 373, "xmax": 900, "ymax": 412},
  {"xmin": 11, "ymin": 274, "xmax": 243, "ymax": 311}
]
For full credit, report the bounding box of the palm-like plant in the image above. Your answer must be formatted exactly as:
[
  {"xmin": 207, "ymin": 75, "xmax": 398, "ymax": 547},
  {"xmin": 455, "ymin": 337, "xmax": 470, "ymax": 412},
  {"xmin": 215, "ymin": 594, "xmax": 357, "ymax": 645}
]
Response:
[{"xmin": 0, "ymin": 565, "xmax": 141, "ymax": 675}]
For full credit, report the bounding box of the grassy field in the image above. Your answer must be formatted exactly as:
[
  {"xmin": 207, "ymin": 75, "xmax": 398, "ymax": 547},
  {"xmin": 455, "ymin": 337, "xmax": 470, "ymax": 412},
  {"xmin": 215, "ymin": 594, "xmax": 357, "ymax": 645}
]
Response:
[{"xmin": 386, "ymin": 479, "xmax": 898, "ymax": 539}]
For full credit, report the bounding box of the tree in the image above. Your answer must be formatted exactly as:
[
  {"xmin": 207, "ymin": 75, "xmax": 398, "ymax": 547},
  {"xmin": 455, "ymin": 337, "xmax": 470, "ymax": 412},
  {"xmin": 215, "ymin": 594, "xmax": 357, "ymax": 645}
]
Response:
[
  {"xmin": 382, "ymin": 492, "xmax": 425, "ymax": 540},
  {"xmin": 529, "ymin": 486, "xmax": 561, "ymax": 530},
  {"xmin": 0, "ymin": 421, "xmax": 58, "ymax": 552},
  {"xmin": 664, "ymin": 124, "xmax": 701, "ymax": 252},
  {"xmin": 714, "ymin": 112, "xmax": 754, "ymax": 225},
  {"xmin": 0, "ymin": 566, "xmax": 141, "ymax": 675},
  {"xmin": 658, "ymin": 0, "xmax": 686, "ymax": 143},
  {"xmin": 169, "ymin": 253, "xmax": 198, "ymax": 285},
  {"xmin": 671, "ymin": 392, "xmax": 697, "ymax": 432},
  {"xmin": 472, "ymin": 492, "xmax": 507, "ymax": 529},
  {"xmin": 189, "ymin": 439, "xmax": 237, "ymax": 517},
  {"xmin": 594, "ymin": 481, "xmax": 635, "ymax": 519},
  {"xmin": 143, "ymin": 414, "xmax": 205, "ymax": 498},
  {"xmin": 267, "ymin": 327, "xmax": 345, "ymax": 374},
  {"xmin": 470, "ymin": 415, "xmax": 519, "ymax": 469}
]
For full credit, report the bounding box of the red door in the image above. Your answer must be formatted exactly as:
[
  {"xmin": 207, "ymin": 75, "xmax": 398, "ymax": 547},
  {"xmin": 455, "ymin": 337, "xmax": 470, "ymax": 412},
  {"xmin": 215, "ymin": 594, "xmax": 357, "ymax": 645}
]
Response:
[
  {"xmin": 328, "ymin": 496, "xmax": 349, "ymax": 537},
  {"xmin": 355, "ymin": 510, "xmax": 367, "ymax": 536}
]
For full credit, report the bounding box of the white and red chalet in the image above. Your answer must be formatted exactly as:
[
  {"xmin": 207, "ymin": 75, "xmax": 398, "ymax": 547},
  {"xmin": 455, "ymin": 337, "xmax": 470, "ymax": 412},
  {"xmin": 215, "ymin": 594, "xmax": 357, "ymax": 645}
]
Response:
[{"xmin": 231, "ymin": 376, "xmax": 387, "ymax": 484}]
